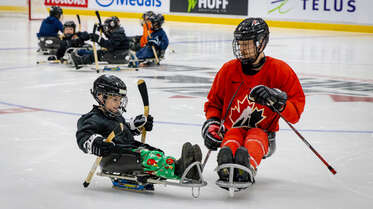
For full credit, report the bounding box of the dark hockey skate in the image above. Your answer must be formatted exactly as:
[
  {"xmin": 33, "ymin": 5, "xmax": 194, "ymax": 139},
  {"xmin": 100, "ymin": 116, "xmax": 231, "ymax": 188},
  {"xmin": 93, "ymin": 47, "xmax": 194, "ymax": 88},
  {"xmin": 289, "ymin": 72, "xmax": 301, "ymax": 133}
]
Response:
[
  {"xmin": 234, "ymin": 147, "xmax": 254, "ymax": 183},
  {"xmin": 175, "ymin": 142, "xmax": 194, "ymax": 178},
  {"xmin": 215, "ymin": 146, "xmax": 254, "ymax": 196},
  {"xmin": 70, "ymin": 51, "xmax": 84, "ymax": 70},
  {"xmin": 217, "ymin": 146, "xmax": 234, "ymax": 181},
  {"xmin": 186, "ymin": 144, "xmax": 203, "ymax": 180}
]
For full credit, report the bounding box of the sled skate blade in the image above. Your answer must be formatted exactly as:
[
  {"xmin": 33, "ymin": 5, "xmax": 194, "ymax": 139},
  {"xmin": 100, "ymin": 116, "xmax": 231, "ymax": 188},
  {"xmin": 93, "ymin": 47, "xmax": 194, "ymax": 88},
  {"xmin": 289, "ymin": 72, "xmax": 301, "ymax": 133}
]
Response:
[
  {"xmin": 112, "ymin": 179, "xmax": 154, "ymax": 192},
  {"xmin": 215, "ymin": 163, "xmax": 254, "ymax": 195},
  {"xmin": 97, "ymin": 163, "xmax": 207, "ymax": 198}
]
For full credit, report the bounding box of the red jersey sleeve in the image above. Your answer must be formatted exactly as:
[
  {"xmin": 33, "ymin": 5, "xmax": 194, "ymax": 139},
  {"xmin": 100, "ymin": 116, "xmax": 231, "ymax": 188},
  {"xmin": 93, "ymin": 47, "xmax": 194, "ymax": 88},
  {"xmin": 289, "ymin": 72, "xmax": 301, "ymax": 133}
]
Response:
[{"xmin": 269, "ymin": 58, "xmax": 305, "ymax": 124}]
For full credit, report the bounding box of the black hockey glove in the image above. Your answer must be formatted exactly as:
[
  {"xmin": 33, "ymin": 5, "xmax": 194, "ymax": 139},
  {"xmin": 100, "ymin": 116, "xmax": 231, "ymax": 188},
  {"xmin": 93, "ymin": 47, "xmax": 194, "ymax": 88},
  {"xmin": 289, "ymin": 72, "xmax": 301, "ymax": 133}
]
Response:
[
  {"xmin": 89, "ymin": 33, "xmax": 100, "ymax": 43},
  {"xmin": 201, "ymin": 117, "xmax": 225, "ymax": 151},
  {"xmin": 249, "ymin": 85, "xmax": 287, "ymax": 112},
  {"xmin": 77, "ymin": 31, "xmax": 90, "ymax": 41},
  {"xmin": 84, "ymin": 135, "xmax": 115, "ymax": 157},
  {"xmin": 97, "ymin": 24, "xmax": 104, "ymax": 33},
  {"xmin": 129, "ymin": 114, "xmax": 154, "ymax": 135}
]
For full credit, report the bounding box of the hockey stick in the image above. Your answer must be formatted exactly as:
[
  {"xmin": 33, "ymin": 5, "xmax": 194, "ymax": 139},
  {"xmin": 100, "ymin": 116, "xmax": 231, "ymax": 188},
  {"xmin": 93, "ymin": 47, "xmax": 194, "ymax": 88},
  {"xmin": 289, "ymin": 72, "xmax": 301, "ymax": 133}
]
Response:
[
  {"xmin": 76, "ymin": 14, "xmax": 81, "ymax": 32},
  {"xmin": 95, "ymin": 10, "xmax": 103, "ymax": 36},
  {"xmin": 145, "ymin": 21, "xmax": 160, "ymax": 65},
  {"xmin": 202, "ymin": 81, "xmax": 244, "ymax": 170},
  {"xmin": 272, "ymin": 106, "xmax": 337, "ymax": 175},
  {"xmin": 92, "ymin": 24, "xmax": 100, "ymax": 73},
  {"xmin": 83, "ymin": 123, "xmax": 124, "ymax": 188},
  {"xmin": 137, "ymin": 79, "xmax": 149, "ymax": 143}
]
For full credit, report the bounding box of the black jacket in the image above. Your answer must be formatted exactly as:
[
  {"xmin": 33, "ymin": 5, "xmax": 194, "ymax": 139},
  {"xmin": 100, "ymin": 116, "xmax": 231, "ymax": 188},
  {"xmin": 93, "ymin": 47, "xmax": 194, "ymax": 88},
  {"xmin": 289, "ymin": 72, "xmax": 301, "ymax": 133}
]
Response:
[
  {"xmin": 56, "ymin": 32, "xmax": 89, "ymax": 59},
  {"xmin": 98, "ymin": 27, "xmax": 129, "ymax": 52},
  {"xmin": 76, "ymin": 106, "xmax": 152, "ymax": 153}
]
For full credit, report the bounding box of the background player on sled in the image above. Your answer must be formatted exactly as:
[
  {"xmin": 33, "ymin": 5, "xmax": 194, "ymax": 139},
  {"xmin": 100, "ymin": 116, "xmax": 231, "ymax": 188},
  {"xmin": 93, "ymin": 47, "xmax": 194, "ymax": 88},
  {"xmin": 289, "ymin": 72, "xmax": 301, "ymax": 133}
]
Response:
[
  {"xmin": 128, "ymin": 11, "xmax": 155, "ymax": 52},
  {"xmin": 76, "ymin": 74, "xmax": 203, "ymax": 190},
  {"xmin": 48, "ymin": 20, "xmax": 90, "ymax": 62},
  {"xmin": 70, "ymin": 16, "xmax": 130, "ymax": 66},
  {"xmin": 202, "ymin": 18, "xmax": 305, "ymax": 189},
  {"xmin": 134, "ymin": 13, "xmax": 169, "ymax": 66},
  {"xmin": 36, "ymin": 6, "xmax": 63, "ymax": 55}
]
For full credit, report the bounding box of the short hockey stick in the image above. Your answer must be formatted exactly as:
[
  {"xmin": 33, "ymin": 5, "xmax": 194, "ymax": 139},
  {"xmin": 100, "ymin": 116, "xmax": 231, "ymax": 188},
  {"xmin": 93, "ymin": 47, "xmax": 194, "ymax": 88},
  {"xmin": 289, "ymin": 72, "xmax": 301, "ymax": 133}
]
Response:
[
  {"xmin": 92, "ymin": 24, "xmax": 100, "ymax": 73},
  {"xmin": 145, "ymin": 21, "xmax": 160, "ymax": 65},
  {"xmin": 272, "ymin": 107, "xmax": 337, "ymax": 175},
  {"xmin": 137, "ymin": 79, "xmax": 149, "ymax": 143},
  {"xmin": 202, "ymin": 81, "xmax": 244, "ymax": 170},
  {"xmin": 76, "ymin": 14, "xmax": 81, "ymax": 32},
  {"xmin": 83, "ymin": 123, "xmax": 124, "ymax": 187},
  {"xmin": 95, "ymin": 10, "xmax": 103, "ymax": 36}
]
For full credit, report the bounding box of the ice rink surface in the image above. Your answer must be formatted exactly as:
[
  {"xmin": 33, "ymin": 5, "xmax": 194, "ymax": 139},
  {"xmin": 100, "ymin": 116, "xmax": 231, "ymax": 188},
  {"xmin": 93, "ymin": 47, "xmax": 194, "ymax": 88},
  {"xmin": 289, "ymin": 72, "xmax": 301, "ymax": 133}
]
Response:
[{"xmin": 0, "ymin": 14, "xmax": 373, "ymax": 209}]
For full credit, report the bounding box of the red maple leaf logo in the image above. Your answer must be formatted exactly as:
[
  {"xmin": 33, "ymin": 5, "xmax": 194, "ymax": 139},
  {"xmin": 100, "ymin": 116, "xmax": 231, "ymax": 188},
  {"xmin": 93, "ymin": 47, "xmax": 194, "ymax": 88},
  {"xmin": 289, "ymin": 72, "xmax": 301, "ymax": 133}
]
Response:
[{"xmin": 228, "ymin": 94, "xmax": 266, "ymax": 128}]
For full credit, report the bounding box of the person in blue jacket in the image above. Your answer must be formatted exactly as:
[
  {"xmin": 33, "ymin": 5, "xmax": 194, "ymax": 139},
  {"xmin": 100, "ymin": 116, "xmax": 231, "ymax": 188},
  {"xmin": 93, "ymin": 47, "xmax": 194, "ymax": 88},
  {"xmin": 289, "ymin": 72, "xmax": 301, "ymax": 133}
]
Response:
[
  {"xmin": 37, "ymin": 6, "xmax": 63, "ymax": 38},
  {"xmin": 135, "ymin": 13, "xmax": 168, "ymax": 65},
  {"xmin": 36, "ymin": 6, "xmax": 63, "ymax": 55}
]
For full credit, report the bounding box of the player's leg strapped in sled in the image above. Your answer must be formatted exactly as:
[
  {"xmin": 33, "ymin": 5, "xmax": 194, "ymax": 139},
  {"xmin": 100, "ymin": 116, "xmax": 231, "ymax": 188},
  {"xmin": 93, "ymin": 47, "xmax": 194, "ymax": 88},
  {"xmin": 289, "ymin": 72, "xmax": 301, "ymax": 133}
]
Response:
[
  {"xmin": 135, "ymin": 46, "xmax": 165, "ymax": 67},
  {"xmin": 97, "ymin": 142, "xmax": 207, "ymax": 197},
  {"xmin": 70, "ymin": 48, "xmax": 130, "ymax": 70},
  {"xmin": 37, "ymin": 37, "xmax": 61, "ymax": 55},
  {"xmin": 215, "ymin": 131, "xmax": 276, "ymax": 196}
]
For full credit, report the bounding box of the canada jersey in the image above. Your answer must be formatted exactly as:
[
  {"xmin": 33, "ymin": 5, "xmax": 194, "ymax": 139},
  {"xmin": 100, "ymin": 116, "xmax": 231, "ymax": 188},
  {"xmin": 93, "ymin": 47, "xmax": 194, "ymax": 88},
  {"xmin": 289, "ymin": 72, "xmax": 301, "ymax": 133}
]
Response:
[{"xmin": 204, "ymin": 56, "xmax": 305, "ymax": 132}]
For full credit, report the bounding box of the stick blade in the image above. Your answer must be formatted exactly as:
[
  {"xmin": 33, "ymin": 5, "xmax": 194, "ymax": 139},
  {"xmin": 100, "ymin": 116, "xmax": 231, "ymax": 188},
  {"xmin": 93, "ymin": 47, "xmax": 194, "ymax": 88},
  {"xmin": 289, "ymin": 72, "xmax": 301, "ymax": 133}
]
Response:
[
  {"xmin": 76, "ymin": 14, "xmax": 81, "ymax": 24},
  {"xmin": 95, "ymin": 10, "xmax": 102, "ymax": 24},
  {"xmin": 137, "ymin": 79, "xmax": 149, "ymax": 107}
]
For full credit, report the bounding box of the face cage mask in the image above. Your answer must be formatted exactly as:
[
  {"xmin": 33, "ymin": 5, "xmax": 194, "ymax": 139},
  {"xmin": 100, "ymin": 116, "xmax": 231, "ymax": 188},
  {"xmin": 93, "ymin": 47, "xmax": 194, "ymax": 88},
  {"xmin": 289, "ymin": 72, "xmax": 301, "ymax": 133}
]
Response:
[
  {"xmin": 103, "ymin": 93, "xmax": 128, "ymax": 118},
  {"xmin": 232, "ymin": 35, "xmax": 268, "ymax": 65},
  {"xmin": 92, "ymin": 91, "xmax": 128, "ymax": 118}
]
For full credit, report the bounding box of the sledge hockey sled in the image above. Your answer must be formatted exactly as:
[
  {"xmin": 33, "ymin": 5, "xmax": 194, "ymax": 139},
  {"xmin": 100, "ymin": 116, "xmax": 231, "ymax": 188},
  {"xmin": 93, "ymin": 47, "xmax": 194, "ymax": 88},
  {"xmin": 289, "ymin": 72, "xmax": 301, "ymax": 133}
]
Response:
[
  {"xmin": 37, "ymin": 37, "xmax": 61, "ymax": 55},
  {"xmin": 97, "ymin": 161, "xmax": 207, "ymax": 198},
  {"xmin": 215, "ymin": 163, "xmax": 255, "ymax": 197},
  {"xmin": 35, "ymin": 55, "xmax": 64, "ymax": 65}
]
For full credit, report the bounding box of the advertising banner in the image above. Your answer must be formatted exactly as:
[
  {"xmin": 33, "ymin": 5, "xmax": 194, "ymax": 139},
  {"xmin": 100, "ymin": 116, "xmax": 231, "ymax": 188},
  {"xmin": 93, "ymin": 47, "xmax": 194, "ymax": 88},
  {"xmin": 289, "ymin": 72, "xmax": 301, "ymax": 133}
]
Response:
[
  {"xmin": 45, "ymin": 0, "xmax": 88, "ymax": 8},
  {"xmin": 252, "ymin": 0, "xmax": 373, "ymax": 25},
  {"xmin": 170, "ymin": 0, "xmax": 248, "ymax": 16},
  {"xmin": 89, "ymin": 0, "xmax": 169, "ymax": 13}
]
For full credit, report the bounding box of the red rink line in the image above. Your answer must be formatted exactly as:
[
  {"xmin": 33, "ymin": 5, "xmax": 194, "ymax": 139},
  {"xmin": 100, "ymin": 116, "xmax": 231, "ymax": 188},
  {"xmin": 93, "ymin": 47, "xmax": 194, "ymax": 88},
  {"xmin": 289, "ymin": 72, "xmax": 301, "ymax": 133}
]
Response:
[
  {"xmin": 330, "ymin": 95, "xmax": 373, "ymax": 102},
  {"xmin": 0, "ymin": 107, "xmax": 41, "ymax": 114}
]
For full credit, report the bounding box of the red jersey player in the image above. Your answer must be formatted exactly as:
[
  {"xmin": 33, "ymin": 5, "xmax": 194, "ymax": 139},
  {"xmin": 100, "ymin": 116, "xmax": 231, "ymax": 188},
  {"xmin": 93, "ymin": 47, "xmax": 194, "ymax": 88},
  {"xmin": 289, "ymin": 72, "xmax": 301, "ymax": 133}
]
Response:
[{"xmin": 202, "ymin": 18, "xmax": 305, "ymax": 185}]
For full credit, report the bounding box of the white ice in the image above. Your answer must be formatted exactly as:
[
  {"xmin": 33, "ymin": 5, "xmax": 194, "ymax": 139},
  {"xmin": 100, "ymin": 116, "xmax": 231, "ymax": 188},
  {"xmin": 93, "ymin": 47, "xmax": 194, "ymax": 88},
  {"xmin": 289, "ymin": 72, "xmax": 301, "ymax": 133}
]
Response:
[{"xmin": 0, "ymin": 14, "xmax": 373, "ymax": 209}]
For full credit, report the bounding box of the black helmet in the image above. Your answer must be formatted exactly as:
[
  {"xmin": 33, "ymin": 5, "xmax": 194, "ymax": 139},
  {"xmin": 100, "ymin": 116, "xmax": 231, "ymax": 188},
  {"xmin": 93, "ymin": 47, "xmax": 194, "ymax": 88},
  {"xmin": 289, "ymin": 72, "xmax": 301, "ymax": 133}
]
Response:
[
  {"xmin": 91, "ymin": 74, "xmax": 128, "ymax": 117},
  {"xmin": 149, "ymin": 13, "xmax": 164, "ymax": 30},
  {"xmin": 103, "ymin": 16, "xmax": 120, "ymax": 34},
  {"xmin": 63, "ymin": 21, "xmax": 76, "ymax": 33},
  {"xmin": 232, "ymin": 18, "xmax": 269, "ymax": 65},
  {"xmin": 50, "ymin": 6, "xmax": 63, "ymax": 19},
  {"xmin": 142, "ymin": 11, "xmax": 155, "ymax": 21}
]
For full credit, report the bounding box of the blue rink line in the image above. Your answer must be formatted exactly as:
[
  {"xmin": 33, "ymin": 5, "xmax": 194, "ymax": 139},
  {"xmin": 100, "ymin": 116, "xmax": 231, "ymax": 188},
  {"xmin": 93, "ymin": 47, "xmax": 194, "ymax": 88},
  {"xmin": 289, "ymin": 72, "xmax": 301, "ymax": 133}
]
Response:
[
  {"xmin": 0, "ymin": 65, "xmax": 37, "ymax": 71},
  {"xmin": 0, "ymin": 100, "xmax": 372, "ymax": 135},
  {"xmin": 0, "ymin": 47, "xmax": 37, "ymax": 51},
  {"xmin": 0, "ymin": 34, "xmax": 363, "ymax": 51}
]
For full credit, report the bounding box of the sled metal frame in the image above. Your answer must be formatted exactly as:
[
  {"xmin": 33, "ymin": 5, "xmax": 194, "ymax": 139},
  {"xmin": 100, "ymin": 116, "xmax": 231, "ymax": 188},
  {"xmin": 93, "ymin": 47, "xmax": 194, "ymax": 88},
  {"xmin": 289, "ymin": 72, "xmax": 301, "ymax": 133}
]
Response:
[
  {"xmin": 97, "ymin": 161, "xmax": 207, "ymax": 198},
  {"xmin": 215, "ymin": 163, "xmax": 254, "ymax": 197}
]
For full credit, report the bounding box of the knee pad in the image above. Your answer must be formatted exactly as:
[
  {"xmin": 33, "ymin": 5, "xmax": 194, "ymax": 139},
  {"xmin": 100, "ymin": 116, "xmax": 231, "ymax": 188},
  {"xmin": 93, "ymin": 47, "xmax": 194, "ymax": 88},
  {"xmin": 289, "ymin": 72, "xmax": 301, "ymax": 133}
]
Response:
[
  {"xmin": 244, "ymin": 128, "xmax": 269, "ymax": 168},
  {"xmin": 221, "ymin": 128, "xmax": 246, "ymax": 155}
]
